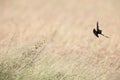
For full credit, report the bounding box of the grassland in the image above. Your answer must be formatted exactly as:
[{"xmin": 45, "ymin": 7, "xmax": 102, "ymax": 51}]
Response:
[{"xmin": 0, "ymin": 0, "xmax": 120, "ymax": 80}]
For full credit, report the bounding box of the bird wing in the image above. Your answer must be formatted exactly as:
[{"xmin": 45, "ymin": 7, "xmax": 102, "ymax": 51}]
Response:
[{"xmin": 97, "ymin": 21, "xmax": 99, "ymax": 30}]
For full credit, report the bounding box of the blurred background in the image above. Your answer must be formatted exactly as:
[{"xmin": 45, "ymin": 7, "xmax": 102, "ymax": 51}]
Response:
[{"xmin": 0, "ymin": 0, "xmax": 120, "ymax": 80}]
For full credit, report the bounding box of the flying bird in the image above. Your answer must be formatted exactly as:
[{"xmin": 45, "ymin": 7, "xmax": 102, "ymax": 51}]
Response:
[{"xmin": 93, "ymin": 22, "xmax": 109, "ymax": 38}]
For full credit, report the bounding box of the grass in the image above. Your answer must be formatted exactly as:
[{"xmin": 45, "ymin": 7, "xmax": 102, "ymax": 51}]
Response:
[
  {"xmin": 0, "ymin": 0, "xmax": 120, "ymax": 80},
  {"xmin": 0, "ymin": 39, "xmax": 119, "ymax": 80},
  {"xmin": 0, "ymin": 40, "xmax": 75, "ymax": 80}
]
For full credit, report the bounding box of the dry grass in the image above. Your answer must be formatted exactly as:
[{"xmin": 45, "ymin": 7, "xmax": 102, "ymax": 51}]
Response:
[{"xmin": 0, "ymin": 0, "xmax": 120, "ymax": 80}]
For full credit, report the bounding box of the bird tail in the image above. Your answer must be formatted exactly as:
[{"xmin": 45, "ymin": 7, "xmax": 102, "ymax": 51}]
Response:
[{"xmin": 101, "ymin": 34, "xmax": 109, "ymax": 38}]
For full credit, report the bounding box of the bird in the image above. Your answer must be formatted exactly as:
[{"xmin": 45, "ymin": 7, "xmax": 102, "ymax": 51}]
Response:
[{"xmin": 93, "ymin": 22, "xmax": 109, "ymax": 38}]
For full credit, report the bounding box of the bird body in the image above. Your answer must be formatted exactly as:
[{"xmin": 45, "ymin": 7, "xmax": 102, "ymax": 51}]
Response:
[{"xmin": 93, "ymin": 22, "xmax": 109, "ymax": 38}]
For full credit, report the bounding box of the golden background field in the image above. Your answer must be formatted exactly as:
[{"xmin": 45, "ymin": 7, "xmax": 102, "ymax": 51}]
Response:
[{"xmin": 0, "ymin": 0, "xmax": 120, "ymax": 80}]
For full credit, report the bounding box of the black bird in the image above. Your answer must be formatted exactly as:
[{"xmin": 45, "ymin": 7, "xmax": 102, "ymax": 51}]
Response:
[{"xmin": 93, "ymin": 22, "xmax": 109, "ymax": 38}]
